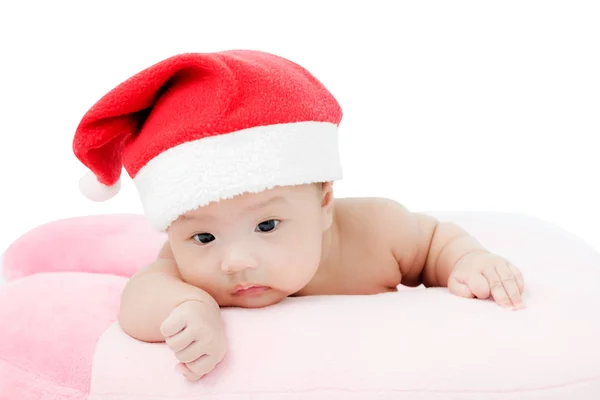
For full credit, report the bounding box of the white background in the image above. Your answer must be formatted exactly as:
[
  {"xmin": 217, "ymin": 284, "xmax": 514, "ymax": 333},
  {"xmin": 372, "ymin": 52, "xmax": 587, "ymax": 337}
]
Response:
[{"xmin": 0, "ymin": 1, "xmax": 599, "ymax": 255}]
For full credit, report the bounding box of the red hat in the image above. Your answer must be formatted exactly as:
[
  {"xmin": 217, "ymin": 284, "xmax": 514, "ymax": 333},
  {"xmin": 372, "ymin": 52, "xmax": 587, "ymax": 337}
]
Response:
[{"xmin": 73, "ymin": 50, "xmax": 343, "ymax": 231}]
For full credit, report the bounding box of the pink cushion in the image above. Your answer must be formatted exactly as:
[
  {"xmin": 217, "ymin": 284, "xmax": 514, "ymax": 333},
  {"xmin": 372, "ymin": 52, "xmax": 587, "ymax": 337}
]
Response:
[
  {"xmin": 1, "ymin": 212, "xmax": 599, "ymax": 399},
  {"xmin": 0, "ymin": 273, "xmax": 125, "ymax": 400},
  {"xmin": 2, "ymin": 214, "xmax": 166, "ymax": 281}
]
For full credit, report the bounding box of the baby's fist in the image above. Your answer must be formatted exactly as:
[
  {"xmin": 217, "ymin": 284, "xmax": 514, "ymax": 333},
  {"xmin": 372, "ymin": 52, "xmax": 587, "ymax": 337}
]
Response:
[
  {"xmin": 160, "ymin": 300, "xmax": 226, "ymax": 381},
  {"xmin": 448, "ymin": 252, "xmax": 525, "ymax": 310}
]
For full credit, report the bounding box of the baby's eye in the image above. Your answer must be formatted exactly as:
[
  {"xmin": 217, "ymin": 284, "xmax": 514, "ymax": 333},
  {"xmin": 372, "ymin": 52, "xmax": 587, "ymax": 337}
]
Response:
[
  {"xmin": 192, "ymin": 233, "xmax": 215, "ymax": 244},
  {"xmin": 255, "ymin": 219, "xmax": 280, "ymax": 233}
]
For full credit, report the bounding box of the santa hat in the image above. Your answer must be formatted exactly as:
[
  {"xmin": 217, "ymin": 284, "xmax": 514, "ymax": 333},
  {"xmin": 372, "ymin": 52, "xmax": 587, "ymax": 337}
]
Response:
[{"xmin": 72, "ymin": 50, "xmax": 343, "ymax": 231}]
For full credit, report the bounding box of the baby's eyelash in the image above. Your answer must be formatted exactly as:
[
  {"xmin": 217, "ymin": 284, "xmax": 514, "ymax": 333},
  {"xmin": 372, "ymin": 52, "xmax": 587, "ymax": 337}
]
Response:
[
  {"xmin": 255, "ymin": 219, "xmax": 281, "ymax": 233},
  {"xmin": 188, "ymin": 219, "xmax": 283, "ymax": 243},
  {"xmin": 191, "ymin": 232, "xmax": 215, "ymax": 244}
]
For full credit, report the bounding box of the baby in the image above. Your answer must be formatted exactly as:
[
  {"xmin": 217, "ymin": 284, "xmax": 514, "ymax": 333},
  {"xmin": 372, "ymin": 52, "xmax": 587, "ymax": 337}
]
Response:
[{"xmin": 72, "ymin": 50, "xmax": 525, "ymax": 382}]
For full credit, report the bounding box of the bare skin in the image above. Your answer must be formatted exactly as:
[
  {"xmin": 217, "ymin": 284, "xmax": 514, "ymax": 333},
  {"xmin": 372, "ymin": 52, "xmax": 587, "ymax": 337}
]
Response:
[{"xmin": 119, "ymin": 182, "xmax": 525, "ymax": 381}]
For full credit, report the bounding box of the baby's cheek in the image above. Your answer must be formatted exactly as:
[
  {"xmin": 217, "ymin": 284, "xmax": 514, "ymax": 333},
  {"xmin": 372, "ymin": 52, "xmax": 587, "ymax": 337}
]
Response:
[
  {"xmin": 177, "ymin": 260, "xmax": 213, "ymax": 286},
  {"xmin": 276, "ymin": 250, "xmax": 321, "ymax": 290},
  {"xmin": 180, "ymin": 269, "xmax": 224, "ymax": 302}
]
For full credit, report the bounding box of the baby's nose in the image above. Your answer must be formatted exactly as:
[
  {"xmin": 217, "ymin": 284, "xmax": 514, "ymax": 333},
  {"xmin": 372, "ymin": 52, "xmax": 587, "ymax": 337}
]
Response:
[{"xmin": 220, "ymin": 249, "xmax": 258, "ymax": 274}]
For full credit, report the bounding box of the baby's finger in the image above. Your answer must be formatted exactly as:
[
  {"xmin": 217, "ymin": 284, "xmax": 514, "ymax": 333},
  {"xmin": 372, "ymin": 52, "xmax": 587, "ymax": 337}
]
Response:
[
  {"xmin": 495, "ymin": 262, "xmax": 525, "ymax": 309},
  {"xmin": 465, "ymin": 273, "xmax": 491, "ymax": 299},
  {"xmin": 447, "ymin": 275, "xmax": 475, "ymax": 298},
  {"xmin": 176, "ymin": 362, "xmax": 203, "ymax": 382},
  {"xmin": 166, "ymin": 328, "xmax": 196, "ymax": 353},
  {"xmin": 186, "ymin": 354, "xmax": 217, "ymax": 377},
  {"xmin": 481, "ymin": 266, "xmax": 512, "ymax": 309},
  {"xmin": 160, "ymin": 310, "xmax": 187, "ymax": 338},
  {"xmin": 175, "ymin": 340, "xmax": 209, "ymax": 364},
  {"xmin": 508, "ymin": 263, "xmax": 525, "ymax": 294}
]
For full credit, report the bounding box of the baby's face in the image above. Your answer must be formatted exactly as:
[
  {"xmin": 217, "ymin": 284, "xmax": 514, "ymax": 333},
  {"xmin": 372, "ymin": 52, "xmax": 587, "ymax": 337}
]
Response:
[{"xmin": 167, "ymin": 183, "xmax": 333, "ymax": 308}]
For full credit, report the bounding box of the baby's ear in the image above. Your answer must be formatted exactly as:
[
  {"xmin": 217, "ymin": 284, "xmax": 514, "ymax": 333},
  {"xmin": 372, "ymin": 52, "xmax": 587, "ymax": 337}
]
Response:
[{"xmin": 319, "ymin": 181, "xmax": 335, "ymax": 231}]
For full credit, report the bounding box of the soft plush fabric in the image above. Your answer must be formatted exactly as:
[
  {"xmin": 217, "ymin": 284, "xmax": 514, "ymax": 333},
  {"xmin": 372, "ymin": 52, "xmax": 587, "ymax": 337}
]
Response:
[
  {"xmin": 1, "ymin": 211, "xmax": 599, "ymax": 399},
  {"xmin": 72, "ymin": 50, "xmax": 343, "ymax": 231},
  {"xmin": 2, "ymin": 214, "xmax": 166, "ymax": 281},
  {"xmin": 0, "ymin": 273, "xmax": 125, "ymax": 400}
]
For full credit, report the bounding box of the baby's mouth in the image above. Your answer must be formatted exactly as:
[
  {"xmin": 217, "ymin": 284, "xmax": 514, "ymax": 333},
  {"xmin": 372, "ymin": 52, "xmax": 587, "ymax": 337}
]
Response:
[{"xmin": 232, "ymin": 284, "xmax": 271, "ymax": 296}]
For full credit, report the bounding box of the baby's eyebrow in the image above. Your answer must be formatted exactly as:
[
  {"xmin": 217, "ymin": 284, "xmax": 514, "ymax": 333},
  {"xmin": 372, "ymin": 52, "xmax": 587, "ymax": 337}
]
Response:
[
  {"xmin": 245, "ymin": 195, "xmax": 288, "ymax": 212},
  {"xmin": 179, "ymin": 196, "xmax": 288, "ymax": 222},
  {"xmin": 178, "ymin": 213, "xmax": 215, "ymax": 222}
]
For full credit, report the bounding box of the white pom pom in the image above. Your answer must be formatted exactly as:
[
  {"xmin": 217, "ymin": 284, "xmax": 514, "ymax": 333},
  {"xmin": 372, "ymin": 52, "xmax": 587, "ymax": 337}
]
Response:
[{"xmin": 78, "ymin": 171, "xmax": 121, "ymax": 202}]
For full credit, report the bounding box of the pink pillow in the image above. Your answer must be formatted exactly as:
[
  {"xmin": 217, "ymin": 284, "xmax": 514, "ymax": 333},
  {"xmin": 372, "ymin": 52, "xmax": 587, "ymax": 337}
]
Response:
[
  {"xmin": 1, "ymin": 212, "xmax": 599, "ymax": 399},
  {"xmin": 2, "ymin": 214, "xmax": 166, "ymax": 281}
]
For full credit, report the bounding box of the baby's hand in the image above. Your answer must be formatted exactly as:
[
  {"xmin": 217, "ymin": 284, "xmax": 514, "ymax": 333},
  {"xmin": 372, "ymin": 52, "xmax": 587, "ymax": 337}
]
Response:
[
  {"xmin": 160, "ymin": 300, "xmax": 226, "ymax": 381},
  {"xmin": 447, "ymin": 252, "xmax": 525, "ymax": 310}
]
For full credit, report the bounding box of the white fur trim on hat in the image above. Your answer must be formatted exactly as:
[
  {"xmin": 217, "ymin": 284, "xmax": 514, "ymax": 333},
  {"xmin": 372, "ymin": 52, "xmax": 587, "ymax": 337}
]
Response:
[{"xmin": 133, "ymin": 121, "xmax": 342, "ymax": 231}]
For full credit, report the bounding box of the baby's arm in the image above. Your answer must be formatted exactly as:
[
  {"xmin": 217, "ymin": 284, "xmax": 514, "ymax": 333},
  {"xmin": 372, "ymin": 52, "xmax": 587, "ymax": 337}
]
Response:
[
  {"xmin": 383, "ymin": 200, "xmax": 523, "ymax": 301},
  {"xmin": 381, "ymin": 200, "xmax": 484, "ymax": 287},
  {"xmin": 407, "ymin": 212, "xmax": 489, "ymax": 288},
  {"xmin": 118, "ymin": 241, "xmax": 219, "ymax": 343}
]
